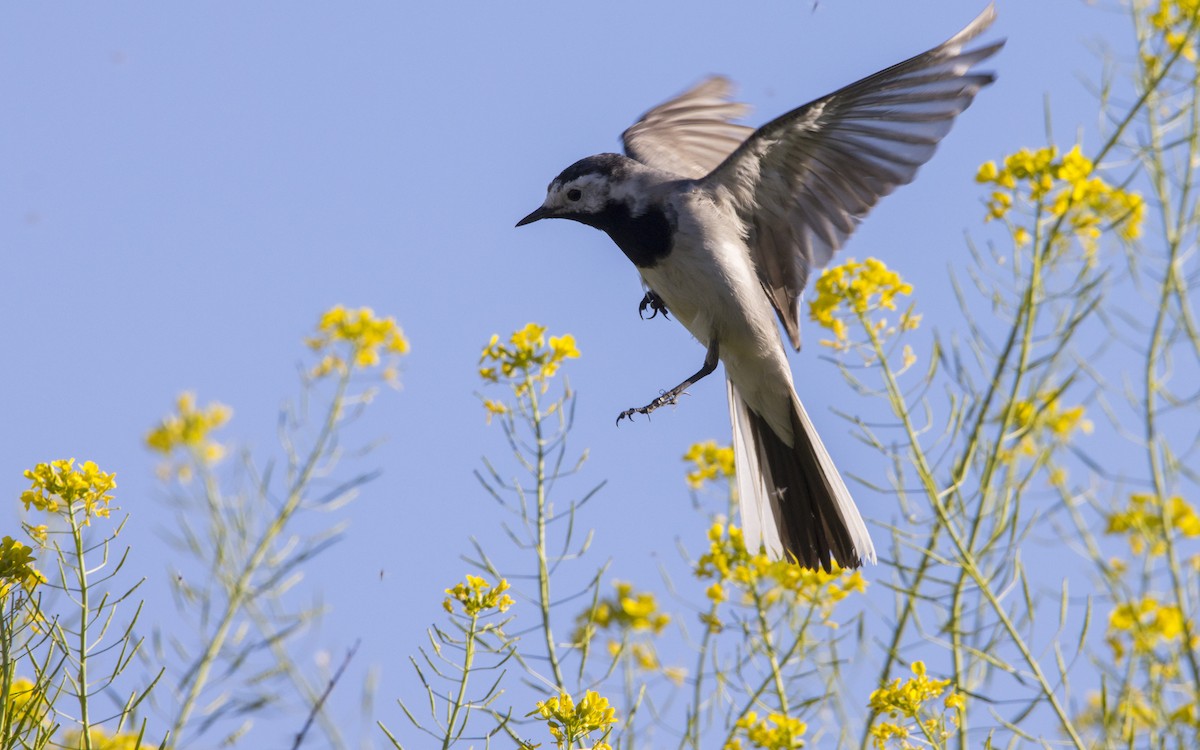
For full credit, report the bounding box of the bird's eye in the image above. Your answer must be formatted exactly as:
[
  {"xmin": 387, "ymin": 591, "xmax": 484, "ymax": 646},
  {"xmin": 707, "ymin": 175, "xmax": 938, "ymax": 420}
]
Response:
[{"xmin": 567, "ymin": 188, "xmax": 582, "ymax": 202}]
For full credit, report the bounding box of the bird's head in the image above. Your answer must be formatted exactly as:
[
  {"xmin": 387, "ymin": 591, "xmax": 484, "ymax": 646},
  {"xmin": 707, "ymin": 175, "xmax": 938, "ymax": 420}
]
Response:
[{"xmin": 516, "ymin": 153, "xmax": 634, "ymax": 227}]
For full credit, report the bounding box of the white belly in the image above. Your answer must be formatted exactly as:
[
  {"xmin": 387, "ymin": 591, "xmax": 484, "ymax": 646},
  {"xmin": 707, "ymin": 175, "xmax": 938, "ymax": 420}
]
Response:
[{"xmin": 637, "ymin": 200, "xmax": 798, "ymax": 441}]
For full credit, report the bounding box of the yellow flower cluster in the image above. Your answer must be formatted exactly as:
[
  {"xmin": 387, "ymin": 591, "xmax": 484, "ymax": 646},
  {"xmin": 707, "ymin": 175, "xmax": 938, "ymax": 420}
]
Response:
[
  {"xmin": 1077, "ymin": 686, "xmax": 1197, "ymax": 743},
  {"xmin": 531, "ymin": 690, "xmax": 617, "ymax": 748},
  {"xmin": 0, "ymin": 537, "xmax": 45, "ymax": 599},
  {"xmin": 3, "ymin": 677, "xmax": 49, "ymax": 725},
  {"xmin": 1106, "ymin": 493, "xmax": 1200, "ymax": 556},
  {"xmin": 683, "ymin": 441, "xmax": 736, "ymax": 489},
  {"xmin": 442, "ymin": 574, "xmax": 514, "ymax": 617},
  {"xmin": 21, "ymin": 459, "xmax": 116, "ymax": 524},
  {"xmin": 695, "ymin": 524, "xmax": 866, "ymax": 625},
  {"xmin": 1001, "ymin": 394, "xmax": 1092, "ymax": 462},
  {"xmin": 1148, "ymin": 0, "xmax": 1199, "ymax": 63},
  {"xmin": 867, "ymin": 662, "xmax": 965, "ymax": 749},
  {"xmin": 479, "ymin": 323, "xmax": 579, "ymax": 399},
  {"xmin": 582, "ymin": 580, "xmax": 670, "ymax": 634},
  {"xmin": 145, "ymin": 392, "xmax": 232, "ymax": 466},
  {"xmin": 1106, "ymin": 596, "xmax": 1197, "ymax": 661},
  {"xmin": 61, "ymin": 728, "xmax": 158, "ymax": 750},
  {"xmin": 574, "ymin": 581, "xmax": 684, "ymax": 682},
  {"xmin": 306, "ymin": 305, "xmax": 410, "ymax": 380},
  {"xmin": 976, "ymin": 145, "xmax": 1145, "ymax": 254},
  {"xmin": 724, "ymin": 711, "xmax": 808, "ymax": 750},
  {"xmin": 1, "ymin": 678, "xmax": 156, "ymax": 748},
  {"xmin": 808, "ymin": 258, "xmax": 918, "ymax": 350}
]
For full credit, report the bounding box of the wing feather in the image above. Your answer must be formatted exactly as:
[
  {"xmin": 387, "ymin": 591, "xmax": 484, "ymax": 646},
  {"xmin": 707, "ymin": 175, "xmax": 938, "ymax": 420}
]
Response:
[
  {"xmin": 703, "ymin": 4, "xmax": 1003, "ymax": 349},
  {"xmin": 623, "ymin": 76, "xmax": 755, "ymax": 179}
]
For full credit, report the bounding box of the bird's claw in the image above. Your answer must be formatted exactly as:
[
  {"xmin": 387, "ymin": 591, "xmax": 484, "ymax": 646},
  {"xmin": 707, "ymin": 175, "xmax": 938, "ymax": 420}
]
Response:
[
  {"xmin": 638, "ymin": 291, "xmax": 670, "ymax": 320},
  {"xmin": 615, "ymin": 391, "xmax": 679, "ymax": 425}
]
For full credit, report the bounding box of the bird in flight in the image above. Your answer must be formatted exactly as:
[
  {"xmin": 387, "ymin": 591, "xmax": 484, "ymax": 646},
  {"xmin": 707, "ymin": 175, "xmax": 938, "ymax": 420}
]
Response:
[{"xmin": 517, "ymin": 6, "xmax": 1003, "ymax": 571}]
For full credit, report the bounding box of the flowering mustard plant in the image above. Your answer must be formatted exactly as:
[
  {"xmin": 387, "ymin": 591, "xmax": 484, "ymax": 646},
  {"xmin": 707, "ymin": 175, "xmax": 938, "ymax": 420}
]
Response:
[
  {"xmin": 724, "ymin": 711, "xmax": 808, "ymax": 750},
  {"xmin": 21, "ymin": 459, "xmax": 116, "ymax": 525},
  {"xmin": 683, "ymin": 441, "xmax": 736, "ymax": 490},
  {"xmin": 0, "ymin": 536, "xmax": 45, "ymax": 599},
  {"xmin": 1147, "ymin": 0, "xmax": 1199, "ymax": 64},
  {"xmin": 976, "ymin": 145, "xmax": 1145, "ymax": 255},
  {"xmin": 808, "ymin": 258, "xmax": 919, "ymax": 351},
  {"xmin": 867, "ymin": 661, "xmax": 965, "ymax": 749},
  {"xmin": 479, "ymin": 323, "xmax": 579, "ymax": 398},
  {"xmin": 573, "ymin": 580, "xmax": 683, "ymax": 683},
  {"xmin": 695, "ymin": 523, "xmax": 866, "ymax": 626},
  {"xmin": 442, "ymin": 574, "xmax": 514, "ymax": 616},
  {"xmin": 145, "ymin": 392, "xmax": 232, "ymax": 479},
  {"xmin": 999, "ymin": 394, "xmax": 1092, "ymax": 464},
  {"xmin": 306, "ymin": 304, "xmax": 410, "ymax": 381},
  {"xmin": 1106, "ymin": 596, "xmax": 1197, "ymax": 662},
  {"xmin": 1106, "ymin": 493, "xmax": 1200, "ymax": 557},
  {"xmin": 527, "ymin": 690, "xmax": 617, "ymax": 749},
  {"xmin": 60, "ymin": 727, "xmax": 157, "ymax": 750}
]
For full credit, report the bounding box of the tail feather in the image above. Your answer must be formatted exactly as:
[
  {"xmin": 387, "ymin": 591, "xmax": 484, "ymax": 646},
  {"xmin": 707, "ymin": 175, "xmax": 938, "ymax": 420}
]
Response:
[{"xmin": 728, "ymin": 379, "xmax": 875, "ymax": 570}]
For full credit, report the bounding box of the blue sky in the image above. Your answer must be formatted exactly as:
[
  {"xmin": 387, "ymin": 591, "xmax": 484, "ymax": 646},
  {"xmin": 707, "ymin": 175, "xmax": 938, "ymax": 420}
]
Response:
[{"xmin": 1, "ymin": 2, "xmax": 1139, "ymax": 746}]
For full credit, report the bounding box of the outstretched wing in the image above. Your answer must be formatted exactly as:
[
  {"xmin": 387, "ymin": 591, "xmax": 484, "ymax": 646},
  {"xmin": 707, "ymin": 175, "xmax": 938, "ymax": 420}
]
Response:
[
  {"xmin": 623, "ymin": 76, "xmax": 755, "ymax": 180},
  {"xmin": 704, "ymin": 4, "xmax": 1004, "ymax": 349}
]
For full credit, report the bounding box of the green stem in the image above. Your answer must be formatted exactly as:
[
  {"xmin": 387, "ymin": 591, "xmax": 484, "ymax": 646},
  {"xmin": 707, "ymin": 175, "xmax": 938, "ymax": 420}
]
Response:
[
  {"xmin": 442, "ymin": 613, "xmax": 478, "ymax": 749},
  {"xmin": 680, "ymin": 604, "xmax": 719, "ymax": 750},
  {"xmin": 528, "ymin": 383, "xmax": 565, "ymax": 690},
  {"xmin": 69, "ymin": 499, "xmax": 92, "ymax": 750},
  {"xmin": 863, "ymin": 313, "xmax": 1087, "ymax": 749},
  {"xmin": 169, "ymin": 367, "xmax": 352, "ymax": 744},
  {"xmin": 1138, "ymin": 8, "xmax": 1200, "ymax": 695},
  {"xmin": 752, "ymin": 588, "xmax": 789, "ymax": 714}
]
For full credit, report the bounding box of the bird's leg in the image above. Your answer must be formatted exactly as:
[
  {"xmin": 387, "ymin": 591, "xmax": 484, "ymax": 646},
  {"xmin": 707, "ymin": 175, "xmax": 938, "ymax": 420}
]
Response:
[
  {"xmin": 638, "ymin": 290, "xmax": 670, "ymax": 320},
  {"xmin": 617, "ymin": 340, "xmax": 719, "ymax": 424}
]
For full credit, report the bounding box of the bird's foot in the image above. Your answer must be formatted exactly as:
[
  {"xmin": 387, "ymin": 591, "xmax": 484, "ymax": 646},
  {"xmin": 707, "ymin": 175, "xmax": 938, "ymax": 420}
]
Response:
[
  {"xmin": 638, "ymin": 291, "xmax": 670, "ymax": 320},
  {"xmin": 616, "ymin": 390, "xmax": 681, "ymax": 425}
]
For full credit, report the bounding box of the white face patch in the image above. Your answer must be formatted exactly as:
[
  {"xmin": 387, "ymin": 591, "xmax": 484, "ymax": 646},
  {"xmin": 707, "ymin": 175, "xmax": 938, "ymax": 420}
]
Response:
[{"xmin": 544, "ymin": 172, "xmax": 610, "ymax": 215}]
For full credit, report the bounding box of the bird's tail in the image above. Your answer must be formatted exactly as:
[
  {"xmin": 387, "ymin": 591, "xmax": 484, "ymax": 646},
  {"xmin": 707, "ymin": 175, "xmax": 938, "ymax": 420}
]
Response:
[{"xmin": 728, "ymin": 379, "xmax": 875, "ymax": 571}]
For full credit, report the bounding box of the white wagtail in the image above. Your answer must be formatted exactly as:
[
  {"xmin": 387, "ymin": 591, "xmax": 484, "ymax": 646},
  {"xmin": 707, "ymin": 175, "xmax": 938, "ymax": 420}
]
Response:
[{"xmin": 517, "ymin": 6, "xmax": 1003, "ymax": 571}]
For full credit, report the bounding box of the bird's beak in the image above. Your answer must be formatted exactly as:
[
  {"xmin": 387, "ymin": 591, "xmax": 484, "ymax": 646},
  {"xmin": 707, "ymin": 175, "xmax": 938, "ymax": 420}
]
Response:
[{"xmin": 516, "ymin": 205, "xmax": 553, "ymax": 227}]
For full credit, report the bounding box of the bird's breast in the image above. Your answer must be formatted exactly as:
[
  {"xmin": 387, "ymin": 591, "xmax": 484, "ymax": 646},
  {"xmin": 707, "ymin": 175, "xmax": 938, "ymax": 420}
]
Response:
[{"xmin": 576, "ymin": 200, "xmax": 674, "ymax": 268}]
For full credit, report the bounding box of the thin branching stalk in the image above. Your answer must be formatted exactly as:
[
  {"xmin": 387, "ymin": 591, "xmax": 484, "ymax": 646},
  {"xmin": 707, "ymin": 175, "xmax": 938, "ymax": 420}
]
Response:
[{"xmin": 169, "ymin": 367, "xmax": 352, "ymax": 743}]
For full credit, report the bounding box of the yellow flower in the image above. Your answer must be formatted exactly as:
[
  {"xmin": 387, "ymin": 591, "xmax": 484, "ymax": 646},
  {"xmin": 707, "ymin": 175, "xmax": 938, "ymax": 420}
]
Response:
[
  {"xmin": 1000, "ymin": 394, "xmax": 1091, "ymax": 463},
  {"xmin": 60, "ymin": 727, "xmax": 158, "ymax": 750},
  {"xmin": 21, "ymin": 459, "xmax": 116, "ymax": 524},
  {"xmin": 443, "ymin": 574, "xmax": 514, "ymax": 616},
  {"xmin": 683, "ymin": 441, "xmax": 736, "ymax": 489},
  {"xmin": 1106, "ymin": 596, "xmax": 1196, "ymax": 660},
  {"xmin": 868, "ymin": 721, "xmax": 910, "ymax": 749},
  {"xmin": 145, "ymin": 392, "xmax": 232, "ymax": 464},
  {"xmin": 1148, "ymin": 1, "xmax": 1199, "ymax": 60},
  {"xmin": 976, "ymin": 144, "xmax": 1145, "ymax": 256},
  {"xmin": 25, "ymin": 524, "xmax": 48, "ymax": 547},
  {"xmin": 478, "ymin": 323, "xmax": 580, "ymax": 404},
  {"xmin": 1107, "ymin": 493, "xmax": 1200, "ymax": 556},
  {"xmin": 868, "ymin": 661, "xmax": 953, "ymax": 718},
  {"xmin": 808, "ymin": 258, "xmax": 914, "ymax": 351},
  {"xmin": 1076, "ymin": 687, "xmax": 1173, "ymax": 743},
  {"xmin": 533, "ymin": 690, "xmax": 618, "ymax": 746},
  {"xmin": 576, "ymin": 581, "xmax": 670, "ymax": 637},
  {"xmin": 728, "ymin": 710, "xmax": 808, "ymax": 750},
  {"xmin": 868, "ymin": 662, "xmax": 964, "ymax": 748},
  {"xmin": 695, "ymin": 524, "xmax": 865, "ymax": 620},
  {"xmin": 482, "ymin": 399, "xmax": 510, "ymax": 424},
  {"xmin": 4, "ymin": 677, "xmax": 51, "ymax": 726},
  {"xmin": 0, "ymin": 537, "xmax": 46, "ymax": 599},
  {"xmin": 306, "ymin": 305, "xmax": 410, "ymax": 380}
]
